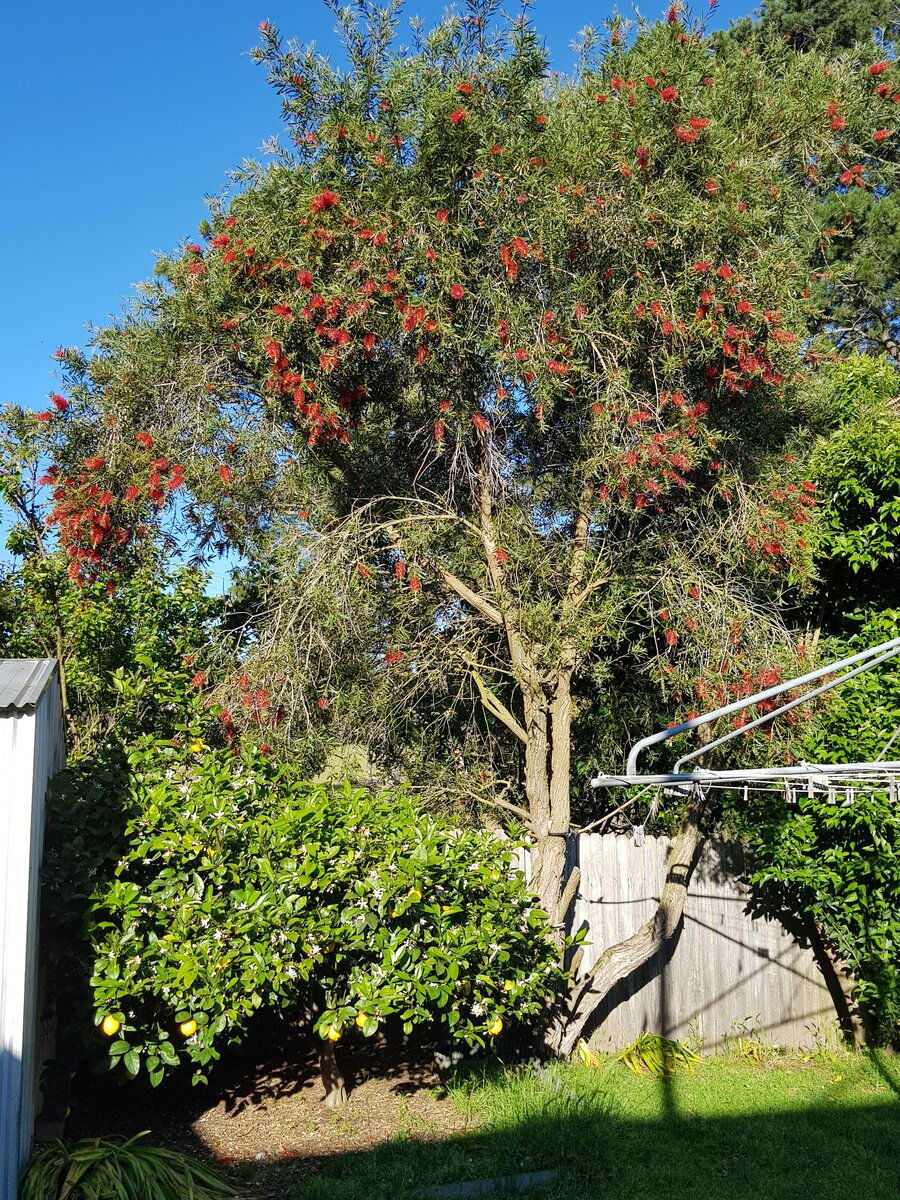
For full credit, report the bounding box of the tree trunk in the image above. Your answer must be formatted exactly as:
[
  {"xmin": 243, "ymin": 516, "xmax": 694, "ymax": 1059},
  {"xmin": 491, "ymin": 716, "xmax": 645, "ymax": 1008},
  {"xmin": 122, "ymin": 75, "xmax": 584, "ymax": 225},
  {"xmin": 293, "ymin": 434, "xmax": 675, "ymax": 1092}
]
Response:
[
  {"xmin": 549, "ymin": 787, "xmax": 708, "ymax": 1056},
  {"xmin": 315, "ymin": 1038, "xmax": 348, "ymax": 1107}
]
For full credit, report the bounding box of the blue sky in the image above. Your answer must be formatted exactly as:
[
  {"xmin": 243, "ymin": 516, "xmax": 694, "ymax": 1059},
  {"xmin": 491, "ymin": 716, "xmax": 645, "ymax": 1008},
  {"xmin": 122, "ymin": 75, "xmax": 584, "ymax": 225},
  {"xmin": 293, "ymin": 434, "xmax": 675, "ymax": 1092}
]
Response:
[{"xmin": 1, "ymin": 1, "xmax": 756, "ymax": 416}]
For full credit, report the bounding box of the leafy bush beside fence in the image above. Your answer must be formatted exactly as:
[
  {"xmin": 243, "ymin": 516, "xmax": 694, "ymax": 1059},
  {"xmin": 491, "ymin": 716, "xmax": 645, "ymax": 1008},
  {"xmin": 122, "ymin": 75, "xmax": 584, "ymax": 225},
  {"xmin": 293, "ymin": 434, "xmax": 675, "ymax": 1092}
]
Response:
[{"xmin": 66, "ymin": 739, "xmax": 561, "ymax": 1085}]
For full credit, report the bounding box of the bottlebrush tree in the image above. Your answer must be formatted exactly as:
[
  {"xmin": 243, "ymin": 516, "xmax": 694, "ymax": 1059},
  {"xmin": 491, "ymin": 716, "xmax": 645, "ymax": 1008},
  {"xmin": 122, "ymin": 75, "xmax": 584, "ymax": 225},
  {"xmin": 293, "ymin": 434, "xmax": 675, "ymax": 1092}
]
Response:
[{"xmin": 28, "ymin": 1, "xmax": 900, "ymax": 1052}]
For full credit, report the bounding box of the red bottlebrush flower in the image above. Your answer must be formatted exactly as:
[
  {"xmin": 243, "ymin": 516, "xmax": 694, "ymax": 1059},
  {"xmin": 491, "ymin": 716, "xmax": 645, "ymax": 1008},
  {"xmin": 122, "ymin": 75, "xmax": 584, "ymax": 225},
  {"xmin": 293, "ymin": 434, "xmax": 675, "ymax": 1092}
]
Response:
[
  {"xmin": 190, "ymin": 671, "xmax": 207, "ymax": 688},
  {"xmin": 684, "ymin": 618, "xmax": 697, "ymax": 633},
  {"xmin": 395, "ymin": 560, "xmax": 407, "ymax": 579},
  {"xmin": 83, "ymin": 456, "xmax": 105, "ymax": 471},
  {"xmin": 495, "ymin": 547, "xmax": 508, "ymax": 564},
  {"xmin": 717, "ymin": 264, "xmax": 733, "ymax": 280},
  {"xmin": 688, "ymin": 116, "xmax": 708, "ymax": 131},
  {"xmin": 434, "ymin": 419, "xmax": 445, "ymax": 441},
  {"xmin": 310, "ymin": 189, "xmax": 341, "ymax": 213},
  {"xmin": 674, "ymin": 126, "xmax": 699, "ymax": 143},
  {"xmin": 135, "ymin": 431, "xmax": 153, "ymax": 448},
  {"xmin": 870, "ymin": 61, "xmax": 890, "ymax": 75},
  {"xmin": 210, "ymin": 233, "xmax": 229, "ymax": 248},
  {"xmin": 34, "ymin": 411, "xmax": 52, "ymax": 422},
  {"xmin": 611, "ymin": 77, "xmax": 622, "ymax": 90},
  {"xmin": 801, "ymin": 480, "xmax": 816, "ymax": 492},
  {"xmin": 636, "ymin": 145, "xmax": 650, "ymax": 169},
  {"xmin": 436, "ymin": 209, "xmax": 449, "ymax": 223},
  {"xmin": 317, "ymin": 696, "xmax": 329, "ymax": 710},
  {"xmin": 574, "ymin": 303, "xmax": 587, "ymax": 320},
  {"xmin": 536, "ymin": 114, "xmax": 547, "ymax": 125},
  {"xmin": 450, "ymin": 108, "xmax": 468, "ymax": 123},
  {"xmin": 658, "ymin": 609, "xmax": 670, "ymax": 621},
  {"xmin": 737, "ymin": 299, "xmax": 752, "ymax": 314},
  {"xmin": 457, "ymin": 82, "xmax": 473, "ymax": 95},
  {"xmin": 693, "ymin": 261, "xmax": 711, "ymax": 273},
  {"xmin": 874, "ymin": 128, "xmax": 890, "ymax": 141},
  {"xmin": 50, "ymin": 393, "xmax": 68, "ymax": 411},
  {"xmin": 259, "ymin": 744, "xmax": 270, "ymax": 756},
  {"xmin": 666, "ymin": 5, "xmax": 680, "ymax": 22},
  {"xmin": 54, "ymin": 346, "xmax": 66, "ymax": 359},
  {"xmin": 471, "ymin": 412, "xmax": 489, "ymax": 432},
  {"xmin": 357, "ymin": 563, "xmax": 371, "ymax": 579},
  {"xmin": 187, "ymin": 262, "xmax": 205, "ymax": 275},
  {"xmin": 688, "ymin": 585, "xmax": 700, "ymax": 599},
  {"xmin": 660, "ymin": 86, "xmax": 679, "ymax": 103},
  {"xmin": 187, "ymin": 244, "xmax": 202, "ymax": 254},
  {"xmin": 596, "ymin": 93, "xmax": 607, "ymax": 103},
  {"xmin": 124, "ymin": 485, "xmax": 140, "ymax": 502},
  {"xmin": 409, "ymin": 576, "xmax": 421, "ymax": 592},
  {"xmin": 218, "ymin": 464, "xmax": 232, "ymax": 485},
  {"xmin": 645, "ymin": 75, "xmax": 657, "ymax": 88},
  {"xmin": 831, "ymin": 115, "xmax": 846, "ymax": 130},
  {"xmin": 450, "ymin": 283, "xmax": 465, "ymax": 300},
  {"xmin": 224, "ymin": 216, "xmax": 237, "ymax": 228},
  {"xmin": 665, "ymin": 629, "xmax": 679, "ymax": 646},
  {"xmin": 704, "ymin": 179, "xmax": 718, "ymax": 194},
  {"xmin": 439, "ymin": 399, "xmax": 451, "ymax": 412}
]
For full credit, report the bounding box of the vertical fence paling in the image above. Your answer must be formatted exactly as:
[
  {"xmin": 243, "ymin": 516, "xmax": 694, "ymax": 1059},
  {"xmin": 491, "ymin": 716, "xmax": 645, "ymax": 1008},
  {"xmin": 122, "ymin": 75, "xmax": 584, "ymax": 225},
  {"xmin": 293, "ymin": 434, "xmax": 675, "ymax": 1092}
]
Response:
[{"xmin": 514, "ymin": 833, "xmax": 837, "ymax": 1050}]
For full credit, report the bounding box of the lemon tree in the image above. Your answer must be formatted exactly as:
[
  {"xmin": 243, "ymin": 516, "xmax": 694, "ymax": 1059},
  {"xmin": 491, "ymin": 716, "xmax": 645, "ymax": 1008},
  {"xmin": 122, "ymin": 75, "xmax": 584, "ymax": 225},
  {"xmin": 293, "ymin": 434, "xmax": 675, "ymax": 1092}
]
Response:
[{"xmin": 88, "ymin": 738, "xmax": 561, "ymax": 1088}]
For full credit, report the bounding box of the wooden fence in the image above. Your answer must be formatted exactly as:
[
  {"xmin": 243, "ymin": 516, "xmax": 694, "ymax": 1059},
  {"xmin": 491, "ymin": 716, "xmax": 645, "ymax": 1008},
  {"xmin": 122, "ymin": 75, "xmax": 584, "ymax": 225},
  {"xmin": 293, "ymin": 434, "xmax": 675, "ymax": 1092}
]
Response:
[{"xmin": 517, "ymin": 833, "xmax": 845, "ymax": 1051}]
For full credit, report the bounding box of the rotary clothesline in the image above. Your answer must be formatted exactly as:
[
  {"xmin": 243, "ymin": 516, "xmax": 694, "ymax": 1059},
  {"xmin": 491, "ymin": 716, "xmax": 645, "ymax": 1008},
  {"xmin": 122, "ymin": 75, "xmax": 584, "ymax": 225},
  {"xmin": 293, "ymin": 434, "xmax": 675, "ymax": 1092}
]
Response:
[{"xmin": 589, "ymin": 633, "xmax": 900, "ymax": 843}]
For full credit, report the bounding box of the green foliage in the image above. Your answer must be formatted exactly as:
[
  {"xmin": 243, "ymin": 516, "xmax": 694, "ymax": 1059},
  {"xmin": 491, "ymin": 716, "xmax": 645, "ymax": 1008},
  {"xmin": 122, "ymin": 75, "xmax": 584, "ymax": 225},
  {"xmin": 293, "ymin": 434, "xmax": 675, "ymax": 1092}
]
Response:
[
  {"xmin": 616, "ymin": 1031, "xmax": 701, "ymax": 1078},
  {"xmin": 741, "ymin": 610, "xmax": 900, "ymax": 1044},
  {"xmin": 78, "ymin": 740, "xmax": 560, "ymax": 1085},
  {"xmin": 750, "ymin": 785, "xmax": 900, "ymax": 1043},
  {"xmin": 804, "ymin": 610, "xmax": 900, "ymax": 763},
  {"xmin": 809, "ymin": 359, "xmax": 900, "ymax": 581},
  {"xmin": 726, "ymin": 0, "xmax": 897, "ymax": 52},
  {"xmin": 18, "ymin": 1133, "xmax": 235, "ymax": 1200}
]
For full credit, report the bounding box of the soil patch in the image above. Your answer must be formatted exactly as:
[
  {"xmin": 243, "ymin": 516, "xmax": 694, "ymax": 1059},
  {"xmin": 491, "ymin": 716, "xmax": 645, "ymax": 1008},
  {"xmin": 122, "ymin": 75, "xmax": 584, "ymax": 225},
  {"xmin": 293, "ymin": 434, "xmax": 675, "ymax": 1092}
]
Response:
[{"xmin": 65, "ymin": 1017, "xmax": 475, "ymax": 1188}]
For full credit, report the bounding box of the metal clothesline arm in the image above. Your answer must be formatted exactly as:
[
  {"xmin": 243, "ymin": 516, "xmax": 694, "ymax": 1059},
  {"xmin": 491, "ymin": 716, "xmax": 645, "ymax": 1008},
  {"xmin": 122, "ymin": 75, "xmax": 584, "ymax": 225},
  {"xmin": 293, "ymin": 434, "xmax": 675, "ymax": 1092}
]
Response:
[
  {"xmin": 672, "ymin": 643, "xmax": 900, "ymax": 773},
  {"xmin": 590, "ymin": 761, "xmax": 900, "ymax": 788},
  {"xmin": 625, "ymin": 634, "xmax": 900, "ymax": 777}
]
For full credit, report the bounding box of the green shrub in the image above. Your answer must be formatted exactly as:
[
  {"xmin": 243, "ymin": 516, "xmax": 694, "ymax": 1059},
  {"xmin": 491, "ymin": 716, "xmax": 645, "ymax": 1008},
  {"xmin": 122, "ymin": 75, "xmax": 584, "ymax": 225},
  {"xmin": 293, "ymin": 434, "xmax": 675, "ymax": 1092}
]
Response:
[
  {"xmin": 79, "ymin": 738, "xmax": 561, "ymax": 1085},
  {"xmin": 19, "ymin": 1133, "xmax": 234, "ymax": 1200}
]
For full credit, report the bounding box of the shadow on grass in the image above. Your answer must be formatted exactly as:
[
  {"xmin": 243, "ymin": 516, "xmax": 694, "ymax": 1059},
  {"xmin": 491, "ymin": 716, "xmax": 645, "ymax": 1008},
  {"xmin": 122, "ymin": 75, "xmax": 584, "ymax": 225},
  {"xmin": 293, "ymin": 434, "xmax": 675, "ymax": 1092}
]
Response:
[
  {"xmin": 228, "ymin": 1066, "xmax": 900, "ymax": 1200},
  {"xmin": 64, "ymin": 1023, "xmax": 900, "ymax": 1200}
]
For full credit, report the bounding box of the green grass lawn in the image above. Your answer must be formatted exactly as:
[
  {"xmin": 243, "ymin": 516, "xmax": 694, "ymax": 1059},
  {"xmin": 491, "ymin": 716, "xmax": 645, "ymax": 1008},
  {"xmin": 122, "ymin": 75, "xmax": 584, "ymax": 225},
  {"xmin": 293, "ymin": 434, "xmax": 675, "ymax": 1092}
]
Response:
[{"xmin": 241, "ymin": 1048, "xmax": 900, "ymax": 1200}]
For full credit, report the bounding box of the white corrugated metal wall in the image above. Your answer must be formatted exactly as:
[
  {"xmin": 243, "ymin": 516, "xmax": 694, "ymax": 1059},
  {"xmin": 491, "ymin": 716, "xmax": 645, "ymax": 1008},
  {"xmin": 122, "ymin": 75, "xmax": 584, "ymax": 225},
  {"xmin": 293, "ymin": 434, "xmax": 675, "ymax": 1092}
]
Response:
[{"xmin": 0, "ymin": 667, "xmax": 64, "ymax": 1200}]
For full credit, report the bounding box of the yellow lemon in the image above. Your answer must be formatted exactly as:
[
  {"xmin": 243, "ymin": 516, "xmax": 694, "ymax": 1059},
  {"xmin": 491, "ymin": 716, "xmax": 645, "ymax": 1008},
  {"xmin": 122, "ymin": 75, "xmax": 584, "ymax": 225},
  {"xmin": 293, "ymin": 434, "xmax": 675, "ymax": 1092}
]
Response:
[
  {"xmin": 179, "ymin": 1019, "xmax": 198, "ymax": 1037},
  {"xmin": 407, "ymin": 887, "xmax": 422, "ymax": 902},
  {"xmin": 190, "ymin": 739, "xmax": 205, "ymax": 753},
  {"xmin": 326, "ymin": 1025, "xmax": 342, "ymax": 1042},
  {"xmin": 355, "ymin": 1012, "xmax": 369, "ymax": 1029},
  {"xmin": 441, "ymin": 905, "xmax": 452, "ymax": 913},
  {"xmin": 488, "ymin": 1017, "xmax": 503, "ymax": 1037},
  {"xmin": 101, "ymin": 1015, "xmax": 120, "ymax": 1037},
  {"xmin": 503, "ymin": 980, "xmax": 515, "ymax": 992}
]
